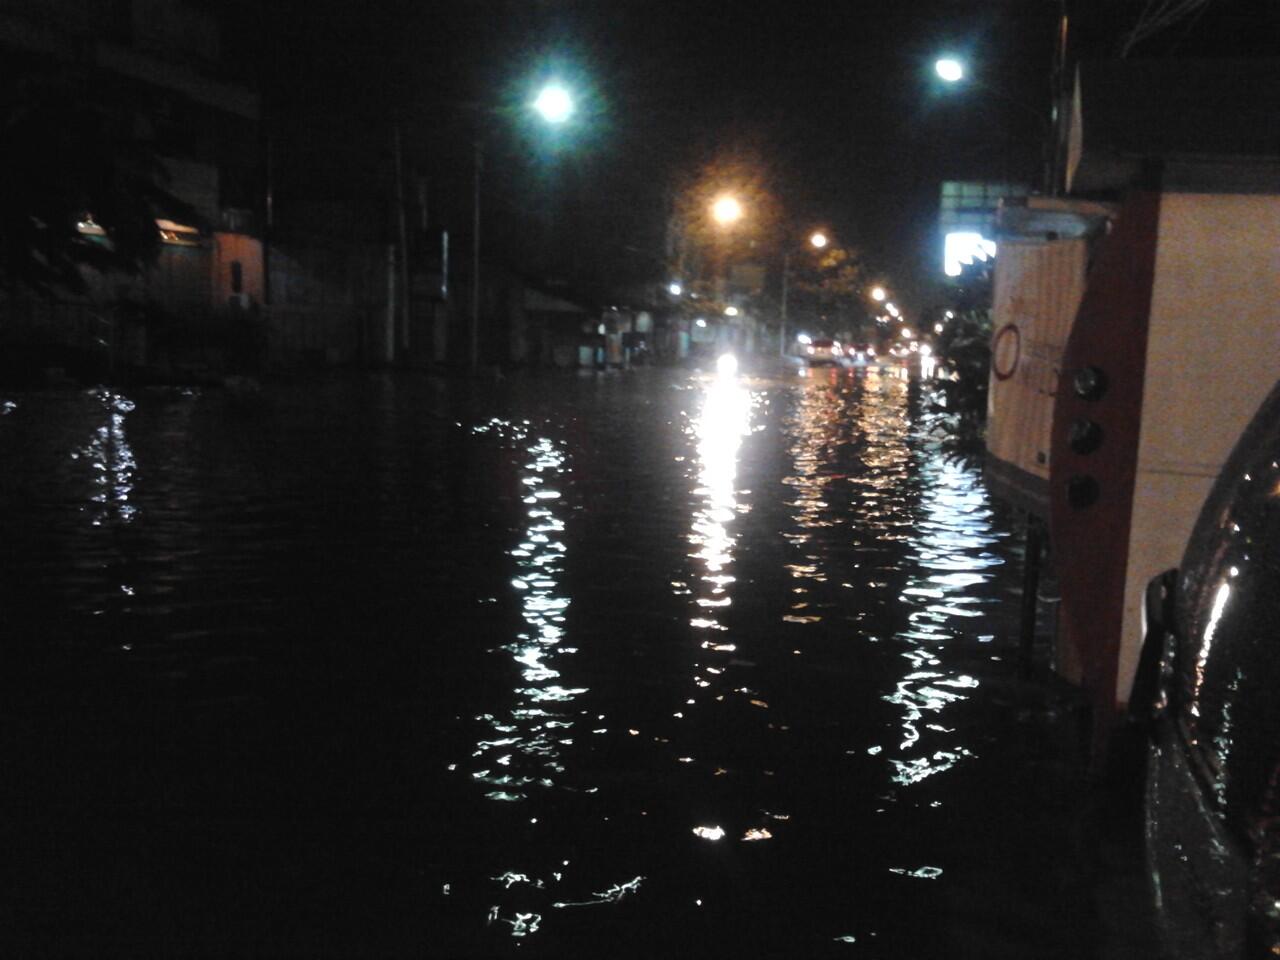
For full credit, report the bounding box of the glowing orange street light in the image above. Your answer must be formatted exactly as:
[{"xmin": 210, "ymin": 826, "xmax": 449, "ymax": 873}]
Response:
[{"xmin": 711, "ymin": 195, "xmax": 744, "ymax": 225}]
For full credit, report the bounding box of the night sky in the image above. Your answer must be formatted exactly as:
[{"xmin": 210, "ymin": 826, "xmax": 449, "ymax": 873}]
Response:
[{"xmin": 225, "ymin": 0, "xmax": 1276, "ymax": 311}]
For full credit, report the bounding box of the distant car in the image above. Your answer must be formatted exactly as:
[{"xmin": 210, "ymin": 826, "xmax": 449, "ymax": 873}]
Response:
[
  {"xmin": 1136, "ymin": 379, "xmax": 1280, "ymax": 959},
  {"xmin": 847, "ymin": 342, "xmax": 876, "ymax": 364},
  {"xmin": 803, "ymin": 338, "xmax": 843, "ymax": 365}
]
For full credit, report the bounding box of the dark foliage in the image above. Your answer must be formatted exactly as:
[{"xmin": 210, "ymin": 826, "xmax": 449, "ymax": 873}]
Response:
[
  {"xmin": 930, "ymin": 306, "xmax": 993, "ymax": 468},
  {"xmin": 0, "ymin": 68, "xmax": 199, "ymax": 298}
]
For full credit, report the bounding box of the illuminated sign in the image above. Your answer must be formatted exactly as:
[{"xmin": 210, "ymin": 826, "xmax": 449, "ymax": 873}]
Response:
[{"xmin": 944, "ymin": 231, "xmax": 997, "ymax": 277}]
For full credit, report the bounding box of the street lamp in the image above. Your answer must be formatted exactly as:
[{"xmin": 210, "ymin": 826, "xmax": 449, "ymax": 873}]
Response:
[
  {"xmin": 711, "ymin": 195, "xmax": 744, "ymax": 226},
  {"xmin": 470, "ymin": 82, "xmax": 576, "ymax": 371},
  {"xmin": 935, "ymin": 58, "xmax": 965, "ymax": 83},
  {"xmin": 933, "ymin": 54, "xmax": 1053, "ymax": 192},
  {"xmin": 870, "ymin": 285, "xmax": 887, "ymax": 302},
  {"xmin": 533, "ymin": 84, "xmax": 574, "ymax": 124},
  {"xmin": 780, "ymin": 229, "xmax": 832, "ymax": 355}
]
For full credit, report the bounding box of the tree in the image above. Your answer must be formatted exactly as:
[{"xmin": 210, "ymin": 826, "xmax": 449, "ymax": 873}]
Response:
[
  {"xmin": 0, "ymin": 68, "xmax": 199, "ymax": 298},
  {"xmin": 789, "ymin": 242, "xmax": 869, "ymax": 338},
  {"xmin": 931, "ymin": 260, "xmax": 995, "ymax": 467}
]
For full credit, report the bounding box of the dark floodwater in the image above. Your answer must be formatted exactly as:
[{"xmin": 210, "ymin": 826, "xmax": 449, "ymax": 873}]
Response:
[{"xmin": 0, "ymin": 367, "xmax": 1098, "ymax": 957}]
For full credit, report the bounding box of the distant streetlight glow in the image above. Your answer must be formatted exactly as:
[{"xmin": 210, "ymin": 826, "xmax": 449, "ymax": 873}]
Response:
[
  {"xmin": 695, "ymin": 317, "xmax": 707, "ymax": 328},
  {"xmin": 724, "ymin": 305, "xmax": 739, "ymax": 317},
  {"xmin": 934, "ymin": 322, "xmax": 944, "ymax": 334},
  {"xmin": 935, "ymin": 58, "xmax": 964, "ymax": 83},
  {"xmin": 885, "ymin": 302, "xmax": 899, "ymax": 317},
  {"xmin": 711, "ymin": 195, "xmax": 743, "ymax": 225},
  {"xmin": 533, "ymin": 84, "xmax": 574, "ymax": 123},
  {"xmin": 669, "ymin": 282, "xmax": 683, "ymax": 296},
  {"xmin": 809, "ymin": 231, "xmax": 828, "ymax": 249},
  {"xmin": 870, "ymin": 286, "xmax": 886, "ymax": 302}
]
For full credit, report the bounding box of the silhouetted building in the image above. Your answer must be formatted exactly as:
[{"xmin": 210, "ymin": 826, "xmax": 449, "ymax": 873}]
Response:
[{"xmin": 0, "ymin": 0, "xmax": 262, "ymax": 377}]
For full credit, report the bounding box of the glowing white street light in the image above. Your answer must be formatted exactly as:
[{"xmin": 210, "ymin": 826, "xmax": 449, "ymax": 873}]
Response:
[
  {"xmin": 668, "ymin": 282, "xmax": 683, "ymax": 296},
  {"xmin": 885, "ymin": 302, "xmax": 900, "ymax": 318},
  {"xmin": 935, "ymin": 58, "xmax": 964, "ymax": 83},
  {"xmin": 809, "ymin": 231, "xmax": 828, "ymax": 249},
  {"xmin": 711, "ymin": 195, "xmax": 743, "ymax": 225},
  {"xmin": 533, "ymin": 84, "xmax": 574, "ymax": 123},
  {"xmin": 870, "ymin": 286, "xmax": 887, "ymax": 302},
  {"xmin": 724, "ymin": 305, "xmax": 739, "ymax": 317},
  {"xmin": 470, "ymin": 79, "xmax": 579, "ymax": 371},
  {"xmin": 934, "ymin": 322, "xmax": 944, "ymax": 334}
]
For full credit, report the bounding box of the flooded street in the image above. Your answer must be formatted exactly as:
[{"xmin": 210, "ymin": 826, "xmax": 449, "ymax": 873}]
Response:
[{"xmin": 1, "ymin": 366, "xmax": 1103, "ymax": 957}]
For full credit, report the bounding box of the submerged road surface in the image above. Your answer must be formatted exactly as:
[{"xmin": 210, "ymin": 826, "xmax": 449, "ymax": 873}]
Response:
[{"xmin": 1, "ymin": 366, "xmax": 1109, "ymax": 956}]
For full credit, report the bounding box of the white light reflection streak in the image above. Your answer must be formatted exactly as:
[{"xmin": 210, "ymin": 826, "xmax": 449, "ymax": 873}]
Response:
[
  {"xmin": 471, "ymin": 423, "xmax": 584, "ymax": 802},
  {"xmin": 882, "ymin": 425, "xmax": 1005, "ymax": 786},
  {"xmin": 780, "ymin": 373, "xmax": 857, "ymax": 619},
  {"xmin": 686, "ymin": 374, "xmax": 752, "ymax": 634},
  {"xmin": 72, "ymin": 388, "xmax": 138, "ymax": 526}
]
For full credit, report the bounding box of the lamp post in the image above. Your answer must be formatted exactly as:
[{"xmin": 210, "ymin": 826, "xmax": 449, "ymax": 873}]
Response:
[
  {"xmin": 779, "ymin": 230, "xmax": 831, "ymax": 355},
  {"xmin": 704, "ymin": 194, "xmax": 744, "ymax": 356},
  {"xmin": 934, "ymin": 56, "xmax": 1054, "ymax": 193},
  {"xmin": 469, "ymin": 82, "xmax": 575, "ymax": 372},
  {"xmin": 711, "ymin": 195, "xmax": 743, "ymax": 226}
]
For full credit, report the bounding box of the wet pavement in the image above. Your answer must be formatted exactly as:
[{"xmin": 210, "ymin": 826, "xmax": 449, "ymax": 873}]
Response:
[{"xmin": 0, "ymin": 364, "xmax": 1156, "ymax": 957}]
